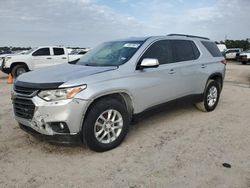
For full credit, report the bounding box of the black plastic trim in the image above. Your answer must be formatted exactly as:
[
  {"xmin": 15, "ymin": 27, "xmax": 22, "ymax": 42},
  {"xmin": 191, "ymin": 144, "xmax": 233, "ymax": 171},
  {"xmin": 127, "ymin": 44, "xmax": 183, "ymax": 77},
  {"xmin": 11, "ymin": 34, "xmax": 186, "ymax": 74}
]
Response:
[
  {"xmin": 15, "ymin": 80, "xmax": 64, "ymax": 89},
  {"xmin": 168, "ymin": 34, "xmax": 210, "ymax": 40},
  {"xmin": 207, "ymin": 72, "xmax": 224, "ymax": 89},
  {"xmin": 132, "ymin": 94, "xmax": 203, "ymax": 122},
  {"xmin": 1, "ymin": 67, "xmax": 10, "ymax": 74},
  {"xmin": 19, "ymin": 123, "xmax": 82, "ymax": 145}
]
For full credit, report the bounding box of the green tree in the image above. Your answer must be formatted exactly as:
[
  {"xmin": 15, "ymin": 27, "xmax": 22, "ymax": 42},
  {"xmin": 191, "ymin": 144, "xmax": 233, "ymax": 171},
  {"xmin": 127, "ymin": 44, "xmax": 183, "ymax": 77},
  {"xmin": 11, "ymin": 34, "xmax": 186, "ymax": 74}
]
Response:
[{"xmin": 225, "ymin": 39, "xmax": 250, "ymax": 51}]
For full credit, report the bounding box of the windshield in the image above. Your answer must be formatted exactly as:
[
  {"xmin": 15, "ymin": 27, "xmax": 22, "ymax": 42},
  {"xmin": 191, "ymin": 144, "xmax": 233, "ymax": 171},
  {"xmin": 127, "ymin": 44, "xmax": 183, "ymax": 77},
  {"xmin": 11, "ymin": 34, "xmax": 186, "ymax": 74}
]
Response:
[
  {"xmin": 77, "ymin": 41, "xmax": 144, "ymax": 66},
  {"xmin": 22, "ymin": 47, "xmax": 38, "ymax": 55}
]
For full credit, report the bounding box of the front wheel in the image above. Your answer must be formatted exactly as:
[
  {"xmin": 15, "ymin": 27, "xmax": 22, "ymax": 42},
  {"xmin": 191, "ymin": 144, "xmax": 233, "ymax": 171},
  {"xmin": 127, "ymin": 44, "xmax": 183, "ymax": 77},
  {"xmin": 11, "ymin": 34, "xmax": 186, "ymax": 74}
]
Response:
[
  {"xmin": 242, "ymin": 62, "xmax": 247, "ymax": 65},
  {"xmin": 82, "ymin": 97, "xmax": 129, "ymax": 152},
  {"xmin": 11, "ymin": 65, "xmax": 28, "ymax": 78},
  {"xmin": 195, "ymin": 80, "xmax": 221, "ymax": 112}
]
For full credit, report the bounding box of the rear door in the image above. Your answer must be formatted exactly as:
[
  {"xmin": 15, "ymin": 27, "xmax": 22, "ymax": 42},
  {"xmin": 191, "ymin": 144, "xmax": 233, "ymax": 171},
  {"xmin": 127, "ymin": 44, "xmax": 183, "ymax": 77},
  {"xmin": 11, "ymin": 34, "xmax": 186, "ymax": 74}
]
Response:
[
  {"xmin": 31, "ymin": 47, "xmax": 52, "ymax": 69},
  {"xmin": 169, "ymin": 40, "xmax": 201, "ymax": 95},
  {"xmin": 52, "ymin": 47, "xmax": 68, "ymax": 65}
]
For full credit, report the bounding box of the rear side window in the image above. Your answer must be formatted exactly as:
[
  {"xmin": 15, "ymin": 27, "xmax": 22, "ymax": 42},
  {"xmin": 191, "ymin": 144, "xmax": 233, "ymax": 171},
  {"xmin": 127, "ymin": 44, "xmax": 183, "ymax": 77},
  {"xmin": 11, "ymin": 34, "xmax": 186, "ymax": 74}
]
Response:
[
  {"xmin": 32, "ymin": 48, "xmax": 50, "ymax": 56},
  {"xmin": 170, "ymin": 40, "xmax": 200, "ymax": 62},
  {"xmin": 53, "ymin": 48, "xmax": 65, "ymax": 55},
  {"xmin": 191, "ymin": 42, "xmax": 200, "ymax": 59},
  {"xmin": 201, "ymin": 41, "xmax": 222, "ymax": 57},
  {"xmin": 140, "ymin": 40, "xmax": 174, "ymax": 65}
]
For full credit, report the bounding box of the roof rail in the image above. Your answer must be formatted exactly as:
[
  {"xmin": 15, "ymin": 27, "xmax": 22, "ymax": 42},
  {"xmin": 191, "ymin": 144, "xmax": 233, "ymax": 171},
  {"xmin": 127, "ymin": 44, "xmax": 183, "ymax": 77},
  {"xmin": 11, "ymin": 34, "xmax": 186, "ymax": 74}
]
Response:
[{"xmin": 167, "ymin": 34, "xmax": 210, "ymax": 40}]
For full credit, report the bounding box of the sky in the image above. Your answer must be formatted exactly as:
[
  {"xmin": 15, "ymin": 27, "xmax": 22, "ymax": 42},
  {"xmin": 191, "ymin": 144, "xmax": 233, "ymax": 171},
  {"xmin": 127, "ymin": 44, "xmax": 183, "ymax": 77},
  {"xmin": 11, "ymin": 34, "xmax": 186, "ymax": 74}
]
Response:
[{"xmin": 0, "ymin": 0, "xmax": 250, "ymax": 47}]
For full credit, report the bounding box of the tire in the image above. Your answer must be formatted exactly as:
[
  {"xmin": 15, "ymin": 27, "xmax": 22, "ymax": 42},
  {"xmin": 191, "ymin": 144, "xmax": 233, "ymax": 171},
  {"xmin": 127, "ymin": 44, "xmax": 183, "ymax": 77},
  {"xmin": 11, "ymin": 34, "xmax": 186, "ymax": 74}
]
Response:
[
  {"xmin": 82, "ymin": 97, "xmax": 129, "ymax": 152},
  {"xmin": 195, "ymin": 80, "xmax": 221, "ymax": 112},
  {"xmin": 11, "ymin": 64, "xmax": 28, "ymax": 78},
  {"xmin": 242, "ymin": 62, "xmax": 247, "ymax": 65}
]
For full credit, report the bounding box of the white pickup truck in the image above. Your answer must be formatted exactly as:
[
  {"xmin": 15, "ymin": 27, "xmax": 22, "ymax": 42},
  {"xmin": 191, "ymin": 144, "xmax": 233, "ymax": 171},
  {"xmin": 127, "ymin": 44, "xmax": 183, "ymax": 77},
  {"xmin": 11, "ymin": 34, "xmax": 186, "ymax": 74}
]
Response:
[
  {"xmin": 1, "ymin": 46, "xmax": 84, "ymax": 77},
  {"xmin": 239, "ymin": 50, "xmax": 250, "ymax": 65}
]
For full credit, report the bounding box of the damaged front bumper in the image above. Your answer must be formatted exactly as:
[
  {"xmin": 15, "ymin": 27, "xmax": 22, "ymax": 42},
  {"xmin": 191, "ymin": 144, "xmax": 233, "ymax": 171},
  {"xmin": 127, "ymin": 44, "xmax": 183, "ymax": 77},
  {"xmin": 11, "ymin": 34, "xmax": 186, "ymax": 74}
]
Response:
[{"xmin": 13, "ymin": 95, "xmax": 89, "ymax": 144}]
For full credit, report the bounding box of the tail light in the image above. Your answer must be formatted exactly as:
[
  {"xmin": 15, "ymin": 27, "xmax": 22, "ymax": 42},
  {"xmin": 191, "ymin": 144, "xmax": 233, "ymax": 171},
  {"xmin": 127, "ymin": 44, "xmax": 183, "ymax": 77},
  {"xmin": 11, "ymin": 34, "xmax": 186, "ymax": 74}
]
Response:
[{"xmin": 221, "ymin": 59, "xmax": 227, "ymax": 65}]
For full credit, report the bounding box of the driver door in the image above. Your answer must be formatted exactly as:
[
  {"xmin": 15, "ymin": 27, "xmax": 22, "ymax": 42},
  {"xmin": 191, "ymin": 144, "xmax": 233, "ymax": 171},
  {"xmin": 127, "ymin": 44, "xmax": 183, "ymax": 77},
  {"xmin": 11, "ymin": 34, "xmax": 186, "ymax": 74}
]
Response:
[
  {"xmin": 32, "ymin": 47, "xmax": 53, "ymax": 69},
  {"xmin": 133, "ymin": 40, "xmax": 184, "ymax": 110}
]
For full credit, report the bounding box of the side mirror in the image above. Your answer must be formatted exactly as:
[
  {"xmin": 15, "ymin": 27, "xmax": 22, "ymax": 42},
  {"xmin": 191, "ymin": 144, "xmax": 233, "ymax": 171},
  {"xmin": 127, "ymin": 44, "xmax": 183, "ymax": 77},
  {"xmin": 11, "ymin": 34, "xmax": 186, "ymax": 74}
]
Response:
[{"xmin": 139, "ymin": 58, "xmax": 159, "ymax": 69}]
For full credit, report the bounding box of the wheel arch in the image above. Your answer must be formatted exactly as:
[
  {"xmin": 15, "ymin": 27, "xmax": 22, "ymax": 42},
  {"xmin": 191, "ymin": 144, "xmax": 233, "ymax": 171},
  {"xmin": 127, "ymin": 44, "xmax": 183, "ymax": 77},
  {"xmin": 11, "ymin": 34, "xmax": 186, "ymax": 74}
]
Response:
[
  {"xmin": 206, "ymin": 72, "xmax": 223, "ymax": 90},
  {"xmin": 10, "ymin": 62, "xmax": 30, "ymax": 72},
  {"xmin": 82, "ymin": 91, "xmax": 134, "ymax": 125}
]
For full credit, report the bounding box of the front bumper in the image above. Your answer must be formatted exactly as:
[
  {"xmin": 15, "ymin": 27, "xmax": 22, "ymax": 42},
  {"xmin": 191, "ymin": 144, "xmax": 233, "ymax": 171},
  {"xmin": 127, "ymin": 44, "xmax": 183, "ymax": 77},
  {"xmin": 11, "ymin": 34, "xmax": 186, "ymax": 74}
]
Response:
[
  {"xmin": 19, "ymin": 123, "xmax": 82, "ymax": 144},
  {"xmin": 13, "ymin": 95, "xmax": 89, "ymax": 144},
  {"xmin": 1, "ymin": 67, "xmax": 10, "ymax": 74},
  {"xmin": 239, "ymin": 56, "xmax": 250, "ymax": 62},
  {"xmin": 0, "ymin": 58, "xmax": 10, "ymax": 74}
]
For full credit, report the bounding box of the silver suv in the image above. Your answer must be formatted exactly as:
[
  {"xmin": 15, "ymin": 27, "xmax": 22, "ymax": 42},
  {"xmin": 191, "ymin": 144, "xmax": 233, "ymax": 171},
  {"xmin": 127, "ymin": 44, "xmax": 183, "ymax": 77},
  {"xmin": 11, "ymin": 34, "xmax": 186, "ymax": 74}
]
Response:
[{"xmin": 11, "ymin": 34, "xmax": 226, "ymax": 152}]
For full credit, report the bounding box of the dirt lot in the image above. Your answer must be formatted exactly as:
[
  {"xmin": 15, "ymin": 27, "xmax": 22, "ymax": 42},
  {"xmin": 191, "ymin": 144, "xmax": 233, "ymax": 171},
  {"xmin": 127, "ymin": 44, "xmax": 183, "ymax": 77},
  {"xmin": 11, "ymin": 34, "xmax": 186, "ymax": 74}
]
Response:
[{"xmin": 0, "ymin": 62, "xmax": 250, "ymax": 188}]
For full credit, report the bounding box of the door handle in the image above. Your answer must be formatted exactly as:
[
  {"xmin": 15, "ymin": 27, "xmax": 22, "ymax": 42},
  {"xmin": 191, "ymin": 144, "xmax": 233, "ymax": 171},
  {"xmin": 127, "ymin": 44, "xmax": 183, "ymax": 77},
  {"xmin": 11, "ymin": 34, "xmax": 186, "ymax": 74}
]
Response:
[
  {"xmin": 47, "ymin": 57, "xmax": 52, "ymax": 59},
  {"xmin": 62, "ymin": 57, "xmax": 67, "ymax": 59},
  {"xmin": 201, "ymin": 64, "xmax": 207, "ymax": 68},
  {"xmin": 169, "ymin": 69, "xmax": 176, "ymax": 74}
]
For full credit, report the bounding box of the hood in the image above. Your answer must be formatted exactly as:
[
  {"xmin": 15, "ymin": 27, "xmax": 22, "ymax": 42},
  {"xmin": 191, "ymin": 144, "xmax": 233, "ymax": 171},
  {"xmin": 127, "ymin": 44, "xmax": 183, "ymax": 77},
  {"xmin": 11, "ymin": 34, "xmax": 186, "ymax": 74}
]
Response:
[
  {"xmin": 240, "ymin": 52, "xmax": 250, "ymax": 56},
  {"xmin": 6, "ymin": 54, "xmax": 29, "ymax": 59},
  {"xmin": 16, "ymin": 63, "xmax": 117, "ymax": 88},
  {"xmin": 0, "ymin": 54, "xmax": 11, "ymax": 58}
]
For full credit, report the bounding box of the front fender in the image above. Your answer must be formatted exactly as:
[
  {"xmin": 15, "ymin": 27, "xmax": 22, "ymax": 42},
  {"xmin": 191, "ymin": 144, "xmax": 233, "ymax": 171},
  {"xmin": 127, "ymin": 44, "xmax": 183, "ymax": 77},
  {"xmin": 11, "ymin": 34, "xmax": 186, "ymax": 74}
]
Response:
[{"xmin": 75, "ymin": 87, "xmax": 135, "ymax": 114}]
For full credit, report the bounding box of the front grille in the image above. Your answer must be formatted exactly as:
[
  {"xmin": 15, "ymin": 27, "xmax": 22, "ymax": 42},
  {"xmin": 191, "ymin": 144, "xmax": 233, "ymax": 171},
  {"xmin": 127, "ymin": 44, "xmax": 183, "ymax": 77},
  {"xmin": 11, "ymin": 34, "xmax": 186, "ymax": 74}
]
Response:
[
  {"xmin": 1, "ymin": 58, "xmax": 4, "ymax": 69},
  {"xmin": 13, "ymin": 98, "xmax": 35, "ymax": 119},
  {"xmin": 239, "ymin": 55, "xmax": 248, "ymax": 61},
  {"xmin": 14, "ymin": 85, "xmax": 38, "ymax": 96}
]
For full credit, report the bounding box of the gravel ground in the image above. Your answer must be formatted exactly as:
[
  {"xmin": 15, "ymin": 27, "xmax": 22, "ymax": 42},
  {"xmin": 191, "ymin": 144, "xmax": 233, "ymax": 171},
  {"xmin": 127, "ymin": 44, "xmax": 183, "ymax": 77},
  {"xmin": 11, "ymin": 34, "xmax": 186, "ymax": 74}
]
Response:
[{"xmin": 0, "ymin": 62, "xmax": 249, "ymax": 188}]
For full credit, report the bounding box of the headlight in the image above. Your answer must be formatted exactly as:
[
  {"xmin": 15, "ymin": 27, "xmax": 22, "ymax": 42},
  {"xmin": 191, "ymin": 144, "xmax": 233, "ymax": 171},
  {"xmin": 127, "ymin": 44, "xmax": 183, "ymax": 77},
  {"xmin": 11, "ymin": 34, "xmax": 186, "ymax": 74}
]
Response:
[{"xmin": 38, "ymin": 85, "xmax": 87, "ymax": 101}]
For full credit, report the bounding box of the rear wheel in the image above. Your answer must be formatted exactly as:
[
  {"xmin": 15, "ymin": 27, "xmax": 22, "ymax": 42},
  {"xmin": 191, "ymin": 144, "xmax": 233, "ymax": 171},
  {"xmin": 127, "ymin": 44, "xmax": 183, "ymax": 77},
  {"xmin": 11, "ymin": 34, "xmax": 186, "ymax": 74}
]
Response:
[
  {"xmin": 195, "ymin": 80, "xmax": 221, "ymax": 112},
  {"xmin": 11, "ymin": 65, "xmax": 28, "ymax": 78},
  {"xmin": 82, "ymin": 97, "xmax": 129, "ymax": 152},
  {"xmin": 242, "ymin": 62, "xmax": 247, "ymax": 65}
]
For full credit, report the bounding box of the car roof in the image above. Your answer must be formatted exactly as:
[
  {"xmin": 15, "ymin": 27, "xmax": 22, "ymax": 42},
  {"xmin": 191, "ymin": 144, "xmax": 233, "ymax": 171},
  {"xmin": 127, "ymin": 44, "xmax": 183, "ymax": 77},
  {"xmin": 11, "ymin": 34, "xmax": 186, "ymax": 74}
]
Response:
[{"xmin": 35, "ymin": 46, "xmax": 65, "ymax": 48}]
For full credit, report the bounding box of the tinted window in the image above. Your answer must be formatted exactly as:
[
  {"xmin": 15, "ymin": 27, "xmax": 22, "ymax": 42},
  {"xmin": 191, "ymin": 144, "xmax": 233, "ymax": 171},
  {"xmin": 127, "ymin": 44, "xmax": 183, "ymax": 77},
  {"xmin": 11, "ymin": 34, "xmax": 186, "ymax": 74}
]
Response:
[
  {"xmin": 78, "ymin": 51, "xmax": 87, "ymax": 55},
  {"xmin": 226, "ymin": 49, "xmax": 240, "ymax": 53},
  {"xmin": 201, "ymin": 41, "xmax": 222, "ymax": 57},
  {"xmin": 226, "ymin": 50, "xmax": 234, "ymax": 53},
  {"xmin": 53, "ymin": 48, "xmax": 64, "ymax": 55},
  {"xmin": 191, "ymin": 42, "xmax": 200, "ymax": 59},
  {"xmin": 32, "ymin": 48, "xmax": 50, "ymax": 56},
  {"xmin": 140, "ymin": 40, "xmax": 173, "ymax": 65},
  {"xmin": 171, "ymin": 40, "xmax": 199, "ymax": 62}
]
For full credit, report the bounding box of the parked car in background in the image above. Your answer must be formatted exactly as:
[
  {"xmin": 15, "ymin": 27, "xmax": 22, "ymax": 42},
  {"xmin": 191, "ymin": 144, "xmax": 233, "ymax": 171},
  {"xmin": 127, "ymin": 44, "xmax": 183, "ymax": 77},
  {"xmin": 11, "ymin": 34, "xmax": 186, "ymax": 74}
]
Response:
[
  {"xmin": 12, "ymin": 34, "xmax": 226, "ymax": 152},
  {"xmin": 1, "ymin": 46, "xmax": 84, "ymax": 77},
  {"xmin": 225, "ymin": 48, "xmax": 242, "ymax": 60},
  {"xmin": 238, "ymin": 50, "xmax": 250, "ymax": 64}
]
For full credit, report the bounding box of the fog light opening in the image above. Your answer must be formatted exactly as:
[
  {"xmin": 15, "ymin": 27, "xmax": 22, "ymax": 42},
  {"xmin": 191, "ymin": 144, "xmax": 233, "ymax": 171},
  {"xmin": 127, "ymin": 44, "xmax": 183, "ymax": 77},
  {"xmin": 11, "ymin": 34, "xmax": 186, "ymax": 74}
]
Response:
[{"xmin": 49, "ymin": 122, "xmax": 70, "ymax": 134}]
